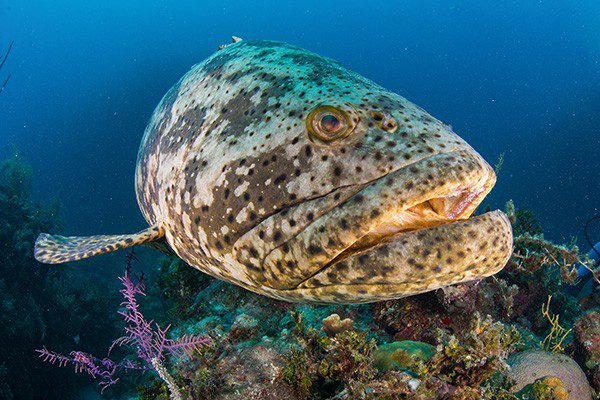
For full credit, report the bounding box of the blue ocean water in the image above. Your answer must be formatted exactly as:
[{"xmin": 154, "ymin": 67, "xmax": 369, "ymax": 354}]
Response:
[
  {"xmin": 1, "ymin": 2, "xmax": 600, "ymax": 399},
  {"xmin": 2, "ymin": 1, "xmax": 600, "ymax": 247}
]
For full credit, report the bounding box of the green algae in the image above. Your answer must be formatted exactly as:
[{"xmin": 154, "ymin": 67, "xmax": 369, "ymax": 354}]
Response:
[{"xmin": 373, "ymin": 341, "xmax": 436, "ymax": 372}]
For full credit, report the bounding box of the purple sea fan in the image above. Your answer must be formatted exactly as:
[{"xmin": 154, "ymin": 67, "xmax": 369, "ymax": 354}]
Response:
[
  {"xmin": 37, "ymin": 252, "xmax": 211, "ymax": 397},
  {"xmin": 36, "ymin": 347, "xmax": 121, "ymax": 392},
  {"xmin": 110, "ymin": 268, "xmax": 210, "ymax": 364}
]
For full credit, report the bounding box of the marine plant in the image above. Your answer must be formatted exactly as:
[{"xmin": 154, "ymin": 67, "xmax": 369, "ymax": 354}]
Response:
[
  {"xmin": 427, "ymin": 313, "xmax": 521, "ymax": 388},
  {"xmin": 505, "ymin": 200, "xmax": 594, "ymax": 284},
  {"xmin": 539, "ymin": 296, "xmax": 572, "ymax": 353},
  {"xmin": 37, "ymin": 252, "xmax": 211, "ymax": 399},
  {"xmin": 0, "ymin": 40, "xmax": 12, "ymax": 94},
  {"xmin": 280, "ymin": 311, "xmax": 377, "ymax": 398}
]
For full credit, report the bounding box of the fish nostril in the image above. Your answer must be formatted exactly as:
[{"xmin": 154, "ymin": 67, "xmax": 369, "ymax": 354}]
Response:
[
  {"xmin": 370, "ymin": 111, "xmax": 397, "ymax": 133},
  {"xmin": 371, "ymin": 111, "xmax": 384, "ymax": 121},
  {"xmin": 383, "ymin": 120, "xmax": 397, "ymax": 133}
]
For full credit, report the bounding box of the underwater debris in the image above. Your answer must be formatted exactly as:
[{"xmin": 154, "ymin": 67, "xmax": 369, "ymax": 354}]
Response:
[
  {"xmin": 37, "ymin": 257, "xmax": 211, "ymax": 398},
  {"xmin": 0, "ymin": 40, "xmax": 12, "ymax": 94},
  {"xmin": 507, "ymin": 350, "xmax": 593, "ymax": 400}
]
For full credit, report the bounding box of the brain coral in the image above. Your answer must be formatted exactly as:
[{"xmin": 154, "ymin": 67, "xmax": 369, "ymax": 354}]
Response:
[{"xmin": 508, "ymin": 350, "xmax": 593, "ymax": 400}]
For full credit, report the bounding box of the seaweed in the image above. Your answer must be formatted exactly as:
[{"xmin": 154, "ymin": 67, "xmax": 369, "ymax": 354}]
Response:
[{"xmin": 539, "ymin": 296, "xmax": 572, "ymax": 353}]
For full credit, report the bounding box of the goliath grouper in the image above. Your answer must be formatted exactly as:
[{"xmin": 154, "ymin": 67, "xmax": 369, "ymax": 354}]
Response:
[{"xmin": 34, "ymin": 39, "xmax": 513, "ymax": 303}]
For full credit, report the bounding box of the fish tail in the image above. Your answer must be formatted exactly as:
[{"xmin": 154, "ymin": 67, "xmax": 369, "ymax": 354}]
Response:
[{"xmin": 34, "ymin": 224, "xmax": 164, "ymax": 264}]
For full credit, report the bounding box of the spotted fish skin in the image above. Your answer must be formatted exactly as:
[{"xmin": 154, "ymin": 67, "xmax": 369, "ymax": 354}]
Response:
[
  {"xmin": 132, "ymin": 39, "xmax": 513, "ymax": 303},
  {"xmin": 35, "ymin": 39, "xmax": 513, "ymax": 303}
]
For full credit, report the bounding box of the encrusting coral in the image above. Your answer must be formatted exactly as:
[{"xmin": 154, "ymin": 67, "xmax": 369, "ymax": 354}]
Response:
[{"xmin": 507, "ymin": 350, "xmax": 594, "ymax": 400}]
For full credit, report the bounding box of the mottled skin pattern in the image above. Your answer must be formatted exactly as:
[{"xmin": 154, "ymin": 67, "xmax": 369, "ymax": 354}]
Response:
[
  {"xmin": 132, "ymin": 40, "xmax": 513, "ymax": 303},
  {"xmin": 34, "ymin": 40, "xmax": 513, "ymax": 303}
]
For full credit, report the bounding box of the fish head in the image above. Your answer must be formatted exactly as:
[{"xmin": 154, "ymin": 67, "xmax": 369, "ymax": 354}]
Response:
[
  {"xmin": 224, "ymin": 42, "xmax": 513, "ymax": 302},
  {"xmin": 138, "ymin": 41, "xmax": 513, "ymax": 303}
]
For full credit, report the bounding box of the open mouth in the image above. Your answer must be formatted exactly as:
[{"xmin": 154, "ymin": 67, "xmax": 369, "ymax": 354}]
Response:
[
  {"xmin": 258, "ymin": 149, "xmax": 505, "ymax": 295},
  {"xmin": 325, "ymin": 181, "xmax": 491, "ymax": 264}
]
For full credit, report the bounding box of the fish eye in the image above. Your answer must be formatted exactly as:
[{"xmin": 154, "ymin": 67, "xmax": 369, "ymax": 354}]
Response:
[{"xmin": 307, "ymin": 106, "xmax": 351, "ymax": 142}]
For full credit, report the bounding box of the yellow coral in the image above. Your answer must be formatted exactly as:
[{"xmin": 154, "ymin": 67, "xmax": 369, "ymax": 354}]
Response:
[
  {"xmin": 530, "ymin": 376, "xmax": 570, "ymax": 400},
  {"xmin": 540, "ymin": 296, "xmax": 572, "ymax": 354}
]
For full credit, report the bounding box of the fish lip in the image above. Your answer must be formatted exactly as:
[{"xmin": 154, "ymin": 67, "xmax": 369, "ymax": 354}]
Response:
[
  {"xmin": 326, "ymin": 150, "xmax": 496, "ymax": 261},
  {"xmin": 259, "ymin": 149, "xmax": 497, "ymax": 290},
  {"xmin": 293, "ymin": 209, "xmax": 514, "ymax": 301},
  {"xmin": 277, "ymin": 149, "xmax": 499, "ymax": 289}
]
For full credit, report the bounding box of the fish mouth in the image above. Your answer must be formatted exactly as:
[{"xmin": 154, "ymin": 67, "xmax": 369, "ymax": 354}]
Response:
[
  {"xmin": 326, "ymin": 171, "xmax": 492, "ymax": 264},
  {"xmin": 259, "ymin": 149, "xmax": 513, "ymax": 303},
  {"xmin": 293, "ymin": 209, "xmax": 513, "ymax": 303}
]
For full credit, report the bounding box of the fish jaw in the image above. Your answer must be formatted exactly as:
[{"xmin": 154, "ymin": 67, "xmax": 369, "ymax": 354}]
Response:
[
  {"xmin": 292, "ymin": 210, "xmax": 513, "ymax": 303},
  {"xmin": 245, "ymin": 149, "xmax": 513, "ymax": 303}
]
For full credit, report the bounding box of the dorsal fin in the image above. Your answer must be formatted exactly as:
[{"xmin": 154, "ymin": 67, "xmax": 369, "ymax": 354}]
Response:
[{"xmin": 34, "ymin": 224, "xmax": 165, "ymax": 264}]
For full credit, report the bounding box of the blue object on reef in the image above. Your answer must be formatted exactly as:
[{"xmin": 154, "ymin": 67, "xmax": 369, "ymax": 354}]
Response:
[
  {"xmin": 577, "ymin": 242, "xmax": 600, "ymax": 278},
  {"xmin": 570, "ymin": 215, "xmax": 600, "ymax": 299}
]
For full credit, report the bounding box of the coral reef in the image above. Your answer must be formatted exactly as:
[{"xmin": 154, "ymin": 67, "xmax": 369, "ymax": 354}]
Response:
[
  {"xmin": 573, "ymin": 310, "xmax": 600, "ymax": 391},
  {"xmin": 428, "ymin": 313, "xmax": 520, "ymax": 388},
  {"xmin": 8, "ymin": 160, "xmax": 594, "ymax": 400},
  {"xmin": 129, "ymin": 201, "xmax": 598, "ymax": 400}
]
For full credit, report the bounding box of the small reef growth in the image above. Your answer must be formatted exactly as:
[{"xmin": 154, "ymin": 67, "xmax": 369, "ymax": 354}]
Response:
[{"xmin": 5, "ymin": 154, "xmax": 598, "ymax": 399}]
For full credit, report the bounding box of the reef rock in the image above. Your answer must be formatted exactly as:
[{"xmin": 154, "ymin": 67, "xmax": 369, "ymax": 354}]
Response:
[
  {"xmin": 214, "ymin": 343, "xmax": 298, "ymax": 400},
  {"xmin": 573, "ymin": 310, "xmax": 600, "ymax": 391},
  {"xmin": 229, "ymin": 313, "xmax": 259, "ymax": 343},
  {"xmin": 507, "ymin": 350, "xmax": 593, "ymax": 400}
]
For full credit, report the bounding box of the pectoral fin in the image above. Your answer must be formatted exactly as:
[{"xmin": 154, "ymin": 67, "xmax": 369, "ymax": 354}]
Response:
[{"xmin": 34, "ymin": 224, "xmax": 165, "ymax": 264}]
